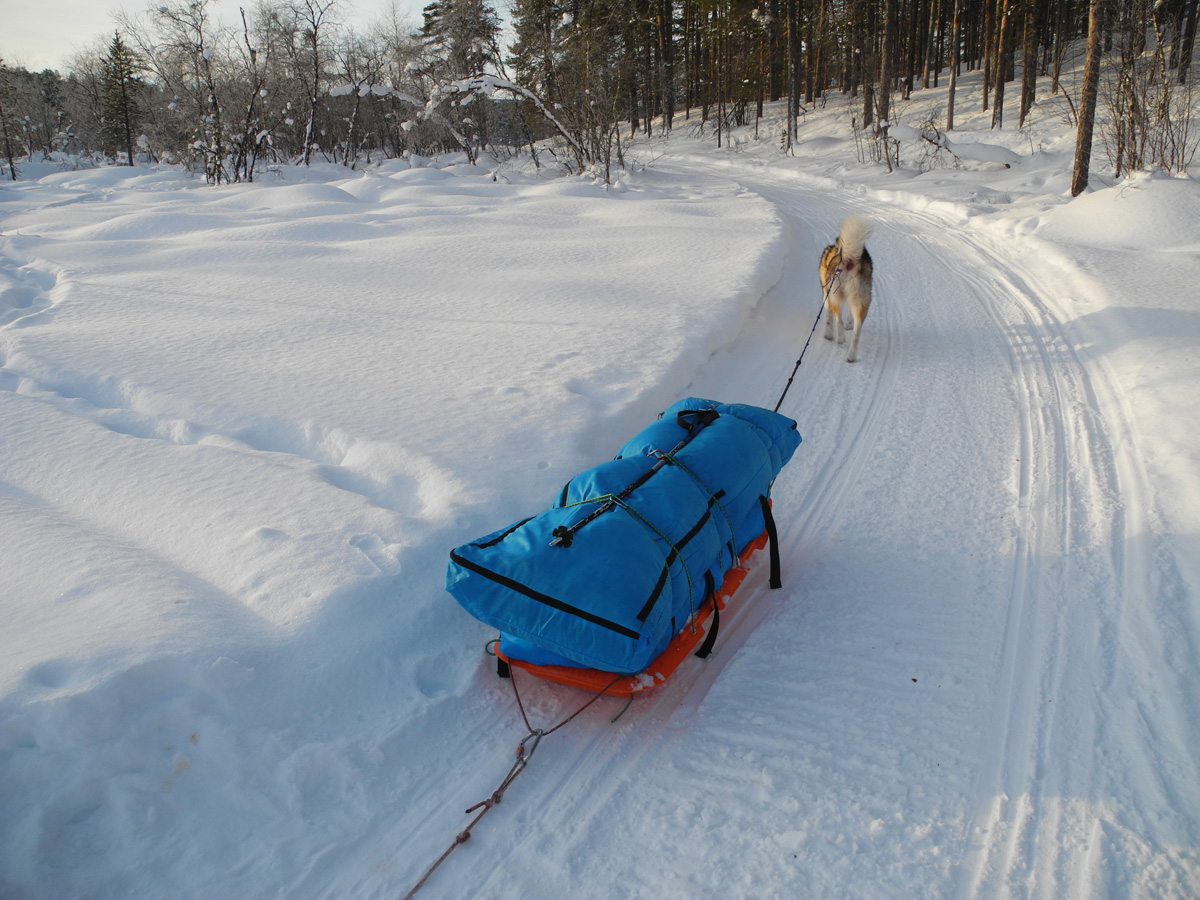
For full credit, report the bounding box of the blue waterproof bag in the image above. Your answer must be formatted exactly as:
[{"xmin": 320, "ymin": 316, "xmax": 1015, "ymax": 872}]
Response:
[{"xmin": 446, "ymin": 398, "xmax": 800, "ymax": 674}]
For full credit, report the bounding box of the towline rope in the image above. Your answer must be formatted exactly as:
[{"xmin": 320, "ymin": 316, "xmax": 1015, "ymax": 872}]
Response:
[
  {"xmin": 400, "ymin": 667, "xmax": 625, "ymax": 900},
  {"xmin": 774, "ymin": 253, "xmax": 842, "ymax": 413},
  {"xmin": 407, "ymin": 281, "xmax": 824, "ymax": 896}
]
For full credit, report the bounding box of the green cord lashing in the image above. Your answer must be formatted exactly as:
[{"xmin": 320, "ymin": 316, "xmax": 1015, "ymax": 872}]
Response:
[
  {"xmin": 610, "ymin": 495, "xmax": 698, "ymax": 631},
  {"xmin": 653, "ymin": 450, "xmax": 739, "ymax": 569},
  {"xmin": 561, "ymin": 491, "xmax": 699, "ymax": 632}
]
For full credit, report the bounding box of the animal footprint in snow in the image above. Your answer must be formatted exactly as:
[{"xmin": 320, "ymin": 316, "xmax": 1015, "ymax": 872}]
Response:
[{"xmin": 349, "ymin": 533, "xmax": 401, "ymax": 575}]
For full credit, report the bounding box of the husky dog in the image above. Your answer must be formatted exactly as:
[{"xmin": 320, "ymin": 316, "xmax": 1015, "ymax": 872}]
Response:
[{"xmin": 819, "ymin": 217, "xmax": 874, "ymax": 363}]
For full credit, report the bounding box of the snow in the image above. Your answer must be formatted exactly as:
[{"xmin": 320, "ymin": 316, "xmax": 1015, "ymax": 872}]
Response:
[
  {"xmin": 888, "ymin": 123, "xmax": 1024, "ymax": 166},
  {"xmin": 3, "ymin": 65, "xmax": 1199, "ymax": 900}
]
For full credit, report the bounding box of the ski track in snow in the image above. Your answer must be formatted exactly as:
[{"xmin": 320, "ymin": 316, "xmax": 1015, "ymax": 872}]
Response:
[
  {"xmin": 890, "ymin": 210, "xmax": 1199, "ymax": 900},
  {"xmin": 669, "ymin": 164, "xmax": 1197, "ymax": 899},
  {"xmin": 976, "ymin": 234, "xmax": 1198, "ymax": 898},
  {"xmin": 367, "ymin": 164, "xmax": 1198, "ymax": 899}
]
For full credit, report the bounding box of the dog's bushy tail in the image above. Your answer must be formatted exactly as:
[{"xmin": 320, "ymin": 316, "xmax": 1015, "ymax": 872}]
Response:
[{"xmin": 838, "ymin": 217, "xmax": 872, "ymax": 259}]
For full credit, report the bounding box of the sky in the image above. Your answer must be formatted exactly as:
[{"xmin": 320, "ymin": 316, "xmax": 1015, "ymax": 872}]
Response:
[{"xmin": 1, "ymin": 0, "xmax": 431, "ymax": 72}]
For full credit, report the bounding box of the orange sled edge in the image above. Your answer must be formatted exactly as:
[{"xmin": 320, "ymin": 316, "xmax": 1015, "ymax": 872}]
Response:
[{"xmin": 495, "ymin": 529, "xmax": 771, "ymax": 699}]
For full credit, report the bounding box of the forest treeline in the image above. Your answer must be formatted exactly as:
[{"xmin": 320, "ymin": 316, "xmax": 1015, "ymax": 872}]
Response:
[{"xmin": 1, "ymin": 0, "xmax": 1197, "ymax": 186}]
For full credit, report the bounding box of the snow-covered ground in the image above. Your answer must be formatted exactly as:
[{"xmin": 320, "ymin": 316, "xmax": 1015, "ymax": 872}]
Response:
[{"xmin": 2, "ymin": 65, "xmax": 1198, "ymax": 900}]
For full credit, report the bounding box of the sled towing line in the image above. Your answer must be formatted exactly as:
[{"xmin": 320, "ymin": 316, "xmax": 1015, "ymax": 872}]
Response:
[
  {"xmin": 446, "ymin": 397, "xmax": 800, "ymax": 695},
  {"xmin": 404, "ymin": 399, "xmax": 800, "ymax": 898}
]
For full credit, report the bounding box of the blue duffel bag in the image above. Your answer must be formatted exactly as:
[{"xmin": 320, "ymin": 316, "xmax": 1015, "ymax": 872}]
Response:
[{"xmin": 446, "ymin": 398, "xmax": 801, "ymax": 674}]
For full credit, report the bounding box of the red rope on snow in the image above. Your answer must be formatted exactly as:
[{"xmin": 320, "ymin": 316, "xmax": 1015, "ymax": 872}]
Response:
[{"xmin": 400, "ymin": 667, "xmax": 627, "ymax": 900}]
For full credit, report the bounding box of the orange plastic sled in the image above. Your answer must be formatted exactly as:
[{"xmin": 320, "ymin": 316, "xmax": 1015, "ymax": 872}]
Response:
[{"xmin": 495, "ymin": 529, "xmax": 771, "ymax": 699}]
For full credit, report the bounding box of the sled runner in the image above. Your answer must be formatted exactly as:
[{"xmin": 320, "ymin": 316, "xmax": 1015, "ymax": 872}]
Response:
[{"xmin": 446, "ymin": 398, "xmax": 800, "ymax": 695}]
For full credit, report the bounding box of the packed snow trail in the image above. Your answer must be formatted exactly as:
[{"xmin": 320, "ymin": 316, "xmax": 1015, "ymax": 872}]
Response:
[
  {"xmin": 659, "ymin": 160, "xmax": 1196, "ymax": 899},
  {"xmin": 710, "ymin": 162, "xmax": 1193, "ymax": 899},
  {"xmin": 3, "ymin": 153, "xmax": 1196, "ymax": 900},
  {"xmin": 378, "ymin": 163, "xmax": 1197, "ymax": 900}
]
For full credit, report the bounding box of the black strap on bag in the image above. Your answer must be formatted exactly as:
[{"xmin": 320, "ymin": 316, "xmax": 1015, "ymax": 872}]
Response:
[
  {"xmin": 759, "ymin": 495, "xmax": 782, "ymax": 590},
  {"xmin": 696, "ymin": 495, "xmax": 782, "ymax": 661},
  {"xmin": 676, "ymin": 407, "xmax": 720, "ymax": 432},
  {"xmin": 694, "ymin": 571, "xmax": 719, "ymax": 659},
  {"xmin": 550, "ymin": 407, "xmax": 721, "ymax": 548}
]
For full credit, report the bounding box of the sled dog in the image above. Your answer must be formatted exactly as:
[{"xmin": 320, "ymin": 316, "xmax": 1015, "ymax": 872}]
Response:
[{"xmin": 819, "ymin": 217, "xmax": 874, "ymax": 363}]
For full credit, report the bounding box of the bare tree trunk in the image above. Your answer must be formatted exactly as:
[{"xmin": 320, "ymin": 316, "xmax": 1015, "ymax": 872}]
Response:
[
  {"xmin": 948, "ymin": 0, "xmax": 962, "ymax": 129},
  {"xmin": 879, "ymin": 0, "xmax": 895, "ymax": 128},
  {"xmin": 657, "ymin": 0, "xmax": 675, "ymax": 130},
  {"xmin": 787, "ymin": 0, "xmax": 799, "ymax": 150},
  {"xmin": 925, "ymin": 0, "xmax": 944, "ymax": 89},
  {"xmin": 862, "ymin": 0, "xmax": 876, "ymax": 129},
  {"xmin": 879, "ymin": 0, "xmax": 897, "ymax": 169},
  {"xmin": 992, "ymin": 0, "xmax": 1013, "ymax": 127},
  {"xmin": 814, "ymin": 0, "xmax": 828, "ymax": 103},
  {"xmin": 983, "ymin": 0, "xmax": 996, "ymax": 109},
  {"xmin": 902, "ymin": 0, "xmax": 919, "ymax": 98},
  {"xmin": 805, "ymin": 0, "xmax": 815, "ymax": 104},
  {"xmin": 1071, "ymin": 0, "xmax": 1103, "ymax": 196},
  {"xmin": 1051, "ymin": 0, "xmax": 1069, "ymax": 92},
  {"xmin": 297, "ymin": 0, "xmax": 339, "ymax": 166},
  {"xmin": 716, "ymin": 4, "xmax": 724, "ymax": 148},
  {"xmin": 1180, "ymin": 0, "xmax": 1199, "ymax": 83},
  {"xmin": 1019, "ymin": 0, "xmax": 1039, "ymax": 126},
  {"xmin": 120, "ymin": 78, "xmax": 135, "ymax": 165},
  {"xmin": 0, "ymin": 66, "xmax": 18, "ymax": 180}
]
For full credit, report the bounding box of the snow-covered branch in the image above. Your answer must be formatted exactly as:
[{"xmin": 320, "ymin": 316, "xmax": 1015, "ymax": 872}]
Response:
[
  {"xmin": 889, "ymin": 122, "xmax": 1021, "ymax": 168},
  {"xmin": 446, "ymin": 74, "xmax": 586, "ymax": 163}
]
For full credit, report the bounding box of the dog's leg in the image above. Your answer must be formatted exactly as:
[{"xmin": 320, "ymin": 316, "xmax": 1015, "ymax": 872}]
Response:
[
  {"xmin": 845, "ymin": 288, "xmax": 868, "ymax": 363},
  {"xmin": 824, "ymin": 287, "xmax": 846, "ymax": 345},
  {"xmin": 846, "ymin": 315, "xmax": 861, "ymax": 362}
]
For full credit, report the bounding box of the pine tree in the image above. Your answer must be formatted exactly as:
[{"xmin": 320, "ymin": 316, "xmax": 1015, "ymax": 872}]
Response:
[
  {"xmin": 421, "ymin": 0, "xmax": 503, "ymax": 81},
  {"xmin": 0, "ymin": 61, "xmax": 18, "ymax": 180},
  {"xmin": 509, "ymin": 0, "xmax": 561, "ymax": 100},
  {"xmin": 420, "ymin": 0, "xmax": 504, "ymax": 156},
  {"xmin": 101, "ymin": 33, "xmax": 144, "ymax": 165}
]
